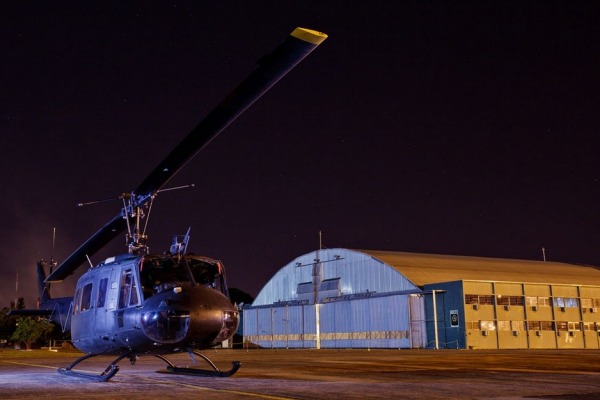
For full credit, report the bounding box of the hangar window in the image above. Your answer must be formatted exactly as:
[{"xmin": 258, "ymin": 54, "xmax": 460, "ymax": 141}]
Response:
[
  {"xmin": 512, "ymin": 321, "xmax": 525, "ymax": 331},
  {"xmin": 497, "ymin": 320, "xmax": 511, "ymax": 331},
  {"xmin": 555, "ymin": 321, "xmax": 568, "ymax": 331},
  {"xmin": 568, "ymin": 322, "xmax": 582, "ymax": 331},
  {"xmin": 465, "ymin": 294, "xmax": 478, "ymax": 304},
  {"xmin": 539, "ymin": 297, "xmax": 551, "ymax": 306},
  {"xmin": 497, "ymin": 321, "xmax": 525, "ymax": 331},
  {"xmin": 554, "ymin": 297, "xmax": 579, "ymax": 308},
  {"xmin": 529, "ymin": 321, "xmax": 554, "ymax": 331},
  {"xmin": 583, "ymin": 322, "xmax": 599, "ymax": 331},
  {"xmin": 565, "ymin": 298, "xmax": 579, "ymax": 308},
  {"xmin": 319, "ymin": 278, "xmax": 341, "ymax": 292},
  {"xmin": 526, "ymin": 296, "xmax": 552, "ymax": 307},
  {"xmin": 496, "ymin": 295, "xmax": 523, "ymax": 306},
  {"xmin": 479, "ymin": 320, "xmax": 496, "ymax": 331},
  {"xmin": 464, "ymin": 294, "xmax": 494, "ymax": 305},
  {"xmin": 466, "ymin": 321, "xmax": 480, "ymax": 330},
  {"xmin": 526, "ymin": 297, "xmax": 538, "ymax": 307},
  {"xmin": 554, "ymin": 297, "xmax": 564, "ymax": 308},
  {"xmin": 297, "ymin": 282, "xmax": 313, "ymax": 294},
  {"xmin": 581, "ymin": 298, "xmax": 593, "ymax": 308},
  {"xmin": 528, "ymin": 321, "xmax": 541, "ymax": 331},
  {"xmin": 540, "ymin": 321, "xmax": 553, "ymax": 331}
]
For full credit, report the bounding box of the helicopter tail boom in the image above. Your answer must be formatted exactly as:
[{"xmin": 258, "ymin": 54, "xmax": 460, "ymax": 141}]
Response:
[{"xmin": 9, "ymin": 260, "xmax": 74, "ymax": 332}]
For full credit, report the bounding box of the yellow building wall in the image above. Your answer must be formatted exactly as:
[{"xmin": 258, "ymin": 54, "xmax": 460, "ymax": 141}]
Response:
[
  {"xmin": 551, "ymin": 285, "xmax": 579, "ymax": 297},
  {"xmin": 464, "ymin": 281, "xmax": 493, "ymax": 294},
  {"xmin": 524, "ymin": 284, "xmax": 551, "ymax": 297},
  {"xmin": 462, "ymin": 281, "xmax": 600, "ymax": 350},
  {"xmin": 527, "ymin": 330, "xmax": 557, "ymax": 349}
]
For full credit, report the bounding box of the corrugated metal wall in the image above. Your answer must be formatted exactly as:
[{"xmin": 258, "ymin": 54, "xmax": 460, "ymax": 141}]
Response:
[
  {"xmin": 244, "ymin": 293, "xmax": 426, "ymax": 349},
  {"xmin": 252, "ymin": 249, "xmax": 419, "ymax": 306}
]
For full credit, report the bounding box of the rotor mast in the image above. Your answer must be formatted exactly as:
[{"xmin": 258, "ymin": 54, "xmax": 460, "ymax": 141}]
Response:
[{"xmin": 125, "ymin": 202, "xmax": 149, "ymax": 255}]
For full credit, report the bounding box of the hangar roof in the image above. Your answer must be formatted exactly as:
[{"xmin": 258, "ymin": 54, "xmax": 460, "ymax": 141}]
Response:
[{"xmin": 360, "ymin": 250, "xmax": 600, "ymax": 287}]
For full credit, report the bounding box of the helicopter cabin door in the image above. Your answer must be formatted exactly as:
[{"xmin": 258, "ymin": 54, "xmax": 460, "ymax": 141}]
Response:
[
  {"xmin": 90, "ymin": 265, "xmax": 121, "ymax": 344},
  {"xmin": 92, "ymin": 271, "xmax": 112, "ymax": 341},
  {"xmin": 114, "ymin": 265, "xmax": 142, "ymax": 334},
  {"xmin": 71, "ymin": 278, "xmax": 96, "ymax": 343}
]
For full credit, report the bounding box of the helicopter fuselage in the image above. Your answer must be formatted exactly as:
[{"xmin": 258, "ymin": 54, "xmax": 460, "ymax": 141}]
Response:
[{"xmin": 69, "ymin": 253, "xmax": 239, "ymax": 355}]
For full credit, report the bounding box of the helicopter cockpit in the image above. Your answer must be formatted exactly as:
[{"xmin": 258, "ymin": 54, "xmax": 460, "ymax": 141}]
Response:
[{"xmin": 139, "ymin": 254, "xmax": 229, "ymax": 299}]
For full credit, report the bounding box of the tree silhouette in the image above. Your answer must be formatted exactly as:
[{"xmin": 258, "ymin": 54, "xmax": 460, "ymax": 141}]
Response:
[{"xmin": 11, "ymin": 317, "xmax": 55, "ymax": 350}]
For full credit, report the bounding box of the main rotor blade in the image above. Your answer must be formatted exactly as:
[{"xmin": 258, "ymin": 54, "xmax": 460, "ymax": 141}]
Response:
[
  {"xmin": 136, "ymin": 27, "xmax": 327, "ymax": 195},
  {"xmin": 46, "ymin": 27, "xmax": 327, "ymax": 282}
]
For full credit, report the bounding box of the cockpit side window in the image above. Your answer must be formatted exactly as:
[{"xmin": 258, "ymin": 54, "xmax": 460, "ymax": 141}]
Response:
[
  {"xmin": 188, "ymin": 258, "xmax": 228, "ymax": 295},
  {"xmin": 118, "ymin": 269, "xmax": 140, "ymax": 308},
  {"xmin": 80, "ymin": 282, "xmax": 93, "ymax": 312},
  {"xmin": 97, "ymin": 278, "xmax": 108, "ymax": 308},
  {"xmin": 130, "ymin": 273, "xmax": 139, "ymax": 306},
  {"xmin": 73, "ymin": 288, "xmax": 81, "ymax": 315}
]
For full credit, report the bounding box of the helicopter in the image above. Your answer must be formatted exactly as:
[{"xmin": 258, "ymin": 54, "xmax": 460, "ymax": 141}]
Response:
[{"xmin": 9, "ymin": 27, "xmax": 327, "ymax": 382}]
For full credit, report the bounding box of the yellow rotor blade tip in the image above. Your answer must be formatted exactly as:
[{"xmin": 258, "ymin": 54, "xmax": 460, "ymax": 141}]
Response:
[{"xmin": 291, "ymin": 27, "xmax": 328, "ymax": 45}]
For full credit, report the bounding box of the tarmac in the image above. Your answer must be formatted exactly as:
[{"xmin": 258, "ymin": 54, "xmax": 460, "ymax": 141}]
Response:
[{"xmin": 1, "ymin": 348, "xmax": 600, "ymax": 399}]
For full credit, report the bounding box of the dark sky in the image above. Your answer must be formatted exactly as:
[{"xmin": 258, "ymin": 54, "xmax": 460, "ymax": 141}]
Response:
[{"xmin": 2, "ymin": 1, "xmax": 600, "ymax": 308}]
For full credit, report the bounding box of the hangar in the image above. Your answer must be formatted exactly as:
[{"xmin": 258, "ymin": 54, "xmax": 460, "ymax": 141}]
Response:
[{"xmin": 242, "ymin": 248, "xmax": 600, "ymax": 349}]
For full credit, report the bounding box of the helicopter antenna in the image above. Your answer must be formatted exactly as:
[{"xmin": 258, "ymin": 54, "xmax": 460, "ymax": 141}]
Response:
[
  {"xmin": 51, "ymin": 227, "xmax": 56, "ymax": 262},
  {"xmin": 50, "ymin": 227, "xmax": 58, "ymax": 271},
  {"xmin": 85, "ymin": 254, "xmax": 94, "ymax": 269}
]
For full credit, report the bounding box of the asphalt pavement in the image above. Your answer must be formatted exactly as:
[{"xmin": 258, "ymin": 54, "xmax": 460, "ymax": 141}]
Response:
[{"xmin": 1, "ymin": 348, "xmax": 599, "ymax": 399}]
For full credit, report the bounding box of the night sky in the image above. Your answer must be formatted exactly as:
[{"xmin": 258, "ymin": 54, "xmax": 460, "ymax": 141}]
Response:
[{"xmin": 2, "ymin": 2, "xmax": 600, "ymax": 308}]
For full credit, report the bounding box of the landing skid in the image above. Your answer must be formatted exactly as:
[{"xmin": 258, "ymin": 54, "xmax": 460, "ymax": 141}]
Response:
[
  {"xmin": 57, "ymin": 350, "xmax": 241, "ymax": 382},
  {"xmin": 58, "ymin": 352, "xmax": 130, "ymax": 382},
  {"xmin": 157, "ymin": 351, "xmax": 241, "ymax": 377}
]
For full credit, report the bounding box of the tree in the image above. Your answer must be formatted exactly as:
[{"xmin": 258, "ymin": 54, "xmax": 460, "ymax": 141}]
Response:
[
  {"xmin": 10, "ymin": 317, "xmax": 55, "ymax": 350},
  {"xmin": 15, "ymin": 297, "xmax": 25, "ymax": 310},
  {"xmin": 0, "ymin": 307, "xmax": 17, "ymax": 345},
  {"xmin": 1, "ymin": 297, "xmax": 26, "ymax": 345}
]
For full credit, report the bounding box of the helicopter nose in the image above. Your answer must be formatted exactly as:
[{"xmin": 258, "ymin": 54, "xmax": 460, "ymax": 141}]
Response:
[
  {"xmin": 210, "ymin": 309, "xmax": 239, "ymax": 346},
  {"xmin": 141, "ymin": 309, "xmax": 191, "ymax": 343},
  {"xmin": 140, "ymin": 286, "xmax": 239, "ymax": 347}
]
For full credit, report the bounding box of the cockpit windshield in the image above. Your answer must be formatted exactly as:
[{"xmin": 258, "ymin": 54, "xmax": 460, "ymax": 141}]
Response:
[{"xmin": 139, "ymin": 254, "xmax": 228, "ymax": 299}]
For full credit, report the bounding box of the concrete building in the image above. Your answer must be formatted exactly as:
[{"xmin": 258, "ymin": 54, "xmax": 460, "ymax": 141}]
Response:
[{"xmin": 243, "ymin": 248, "xmax": 600, "ymax": 349}]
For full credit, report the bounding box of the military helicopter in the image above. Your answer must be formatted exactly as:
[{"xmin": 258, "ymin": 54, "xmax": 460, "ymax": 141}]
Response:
[{"xmin": 10, "ymin": 27, "xmax": 327, "ymax": 382}]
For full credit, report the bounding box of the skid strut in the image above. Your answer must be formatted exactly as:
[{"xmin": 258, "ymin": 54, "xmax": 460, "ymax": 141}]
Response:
[{"xmin": 58, "ymin": 352, "xmax": 134, "ymax": 382}]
